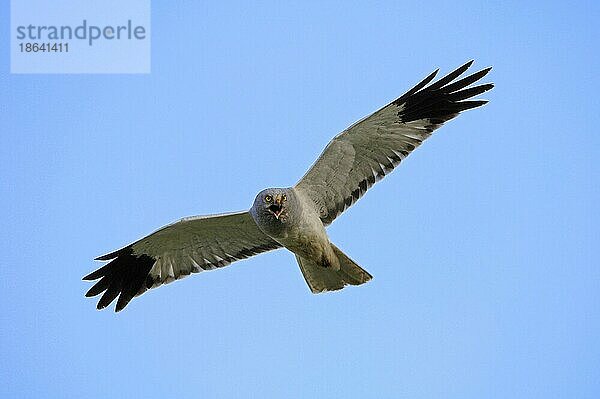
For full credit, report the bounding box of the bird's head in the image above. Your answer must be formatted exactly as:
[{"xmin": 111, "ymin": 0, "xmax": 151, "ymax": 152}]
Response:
[
  {"xmin": 250, "ymin": 188, "xmax": 296, "ymax": 234},
  {"xmin": 254, "ymin": 188, "xmax": 291, "ymax": 219}
]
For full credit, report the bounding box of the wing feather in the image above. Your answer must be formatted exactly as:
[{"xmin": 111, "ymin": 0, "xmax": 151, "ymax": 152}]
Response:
[{"xmin": 296, "ymin": 61, "xmax": 493, "ymax": 225}]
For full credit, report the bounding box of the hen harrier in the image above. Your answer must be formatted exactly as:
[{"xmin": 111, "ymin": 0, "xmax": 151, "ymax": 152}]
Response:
[{"xmin": 84, "ymin": 60, "xmax": 493, "ymax": 311}]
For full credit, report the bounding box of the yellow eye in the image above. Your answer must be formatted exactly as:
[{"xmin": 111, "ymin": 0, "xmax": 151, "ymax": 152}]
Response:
[
  {"xmin": 282, "ymin": 194, "xmax": 287, "ymax": 201},
  {"xmin": 264, "ymin": 195, "xmax": 272, "ymax": 203}
]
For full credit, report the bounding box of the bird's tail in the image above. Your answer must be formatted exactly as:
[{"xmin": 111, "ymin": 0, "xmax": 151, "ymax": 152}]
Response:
[{"xmin": 295, "ymin": 243, "xmax": 372, "ymax": 293}]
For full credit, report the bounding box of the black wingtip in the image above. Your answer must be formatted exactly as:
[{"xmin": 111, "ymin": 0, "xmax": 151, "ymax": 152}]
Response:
[
  {"xmin": 394, "ymin": 68, "xmax": 439, "ymax": 105},
  {"xmin": 85, "ymin": 276, "xmax": 110, "ymax": 297},
  {"xmin": 84, "ymin": 249, "xmax": 156, "ymax": 312},
  {"xmin": 85, "ymin": 286, "xmax": 102, "ymax": 298},
  {"xmin": 82, "ymin": 264, "xmax": 110, "ymax": 281},
  {"xmin": 397, "ymin": 60, "xmax": 493, "ymax": 124},
  {"xmin": 96, "ymin": 285, "xmax": 120, "ymax": 310},
  {"xmin": 457, "ymin": 100, "xmax": 489, "ymax": 112},
  {"xmin": 477, "ymin": 66, "xmax": 493, "ymax": 80},
  {"xmin": 417, "ymin": 68, "xmax": 440, "ymax": 90},
  {"xmin": 428, "ymin": 60, "xmax": 473, "ymax": 91},
  {"xmin": 482, "ymin": 82, "xmax": 494, "ymax": 91},
  {"xmin": 115, "ymin": 300, "xmax": 128, "ymax": 313},
  {"xmin": 94, "ymin": 245, "xmax": 133, "ymax": 261},
  {"xmin": 95, "ymin": 253, "xmax": 117, "ymax": 261}
]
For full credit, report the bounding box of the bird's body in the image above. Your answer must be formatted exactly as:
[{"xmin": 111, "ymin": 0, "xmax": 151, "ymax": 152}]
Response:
[
  {"xmin": 250, "ymin": 187, "xmax": 336, "ymax": 269},
  {"xmin": 84, "ymin": 60, "xmax": 494, "ymax": 311}
]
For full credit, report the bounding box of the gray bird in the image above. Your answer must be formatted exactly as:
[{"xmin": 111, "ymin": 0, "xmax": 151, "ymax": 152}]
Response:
[{"xmin": 84, "ymin": 60, "xmax": 493, "ymax": 311}]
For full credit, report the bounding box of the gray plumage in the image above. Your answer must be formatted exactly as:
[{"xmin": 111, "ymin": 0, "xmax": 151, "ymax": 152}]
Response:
[{"xmin": 84, "ymin": 60, "xmax": 493, "ymax": 311}]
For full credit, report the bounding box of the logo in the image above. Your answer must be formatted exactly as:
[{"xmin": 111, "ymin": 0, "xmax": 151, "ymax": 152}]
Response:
[{"xmin": 11, "ymin": 0, "xmax": 151, "ymax": 74}]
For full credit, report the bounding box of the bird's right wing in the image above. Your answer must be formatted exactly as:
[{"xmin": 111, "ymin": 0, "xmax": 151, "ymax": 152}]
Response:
[
  {"xmin": 295, "ymin": 61, "xmax": 493, "ymax": 225},
  {"xmin": 83, "ymin": 211, "xmax": 281, "ymax": 312}
]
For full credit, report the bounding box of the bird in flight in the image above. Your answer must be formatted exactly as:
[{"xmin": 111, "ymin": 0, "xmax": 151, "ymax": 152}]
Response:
[{"xmin": 84, "ymin": 60, "xmax": 493, "ymax": 312}]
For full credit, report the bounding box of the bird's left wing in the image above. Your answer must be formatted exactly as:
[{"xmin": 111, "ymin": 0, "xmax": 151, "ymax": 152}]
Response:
[
  {"xmin": 295, "ymin": 60, "xmax": 493, "ymax": 225},
  {"xmin": 83, "ymin": 211, "xmax": 281, "ymax": 311}
]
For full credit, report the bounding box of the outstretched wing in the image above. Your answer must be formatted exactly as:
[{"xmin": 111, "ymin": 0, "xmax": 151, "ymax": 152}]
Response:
[
  {"xmin": 295, "ymin": 60, "xmax": 493, "ymax": 225},
  {"xmin": 83, "ymin": 211, "xmax": 281, "ymax": 312}
]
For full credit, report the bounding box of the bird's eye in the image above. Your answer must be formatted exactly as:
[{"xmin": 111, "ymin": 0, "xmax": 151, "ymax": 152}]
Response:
[
  {"xmin": 264, "ymin": 195, "xmax": 272, "ymax": 203},
  {"xmin": 283, "ymin": 194, "xmax": 287, "ymax": 201}
]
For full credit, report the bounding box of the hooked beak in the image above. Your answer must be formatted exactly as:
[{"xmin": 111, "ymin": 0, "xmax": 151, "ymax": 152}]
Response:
[{"xmin": 268, "ymin": 195, "xmax": 284, "ymax": 219}]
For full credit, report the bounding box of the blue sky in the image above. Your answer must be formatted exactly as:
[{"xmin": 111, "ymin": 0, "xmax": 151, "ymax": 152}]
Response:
[{"xmin": 1, "ymin": 1, "xmax": 598, "ymax": 398}]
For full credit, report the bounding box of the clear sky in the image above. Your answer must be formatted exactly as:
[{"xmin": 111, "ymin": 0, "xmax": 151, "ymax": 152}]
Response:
[{"xmin": 1, "ymin": 1, "xmax": 598, "ymax": 398}]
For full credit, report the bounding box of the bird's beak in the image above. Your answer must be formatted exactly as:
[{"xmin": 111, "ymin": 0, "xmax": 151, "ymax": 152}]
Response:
[{"xmin": 268, "ymin": 195, "xmax": 284, "ymax": 219}]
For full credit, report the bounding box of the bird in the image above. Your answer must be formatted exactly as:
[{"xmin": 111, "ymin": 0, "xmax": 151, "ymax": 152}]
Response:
[{"xmin": 84, "ymin": 60, "xmax": 493, "ymax": 312}]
